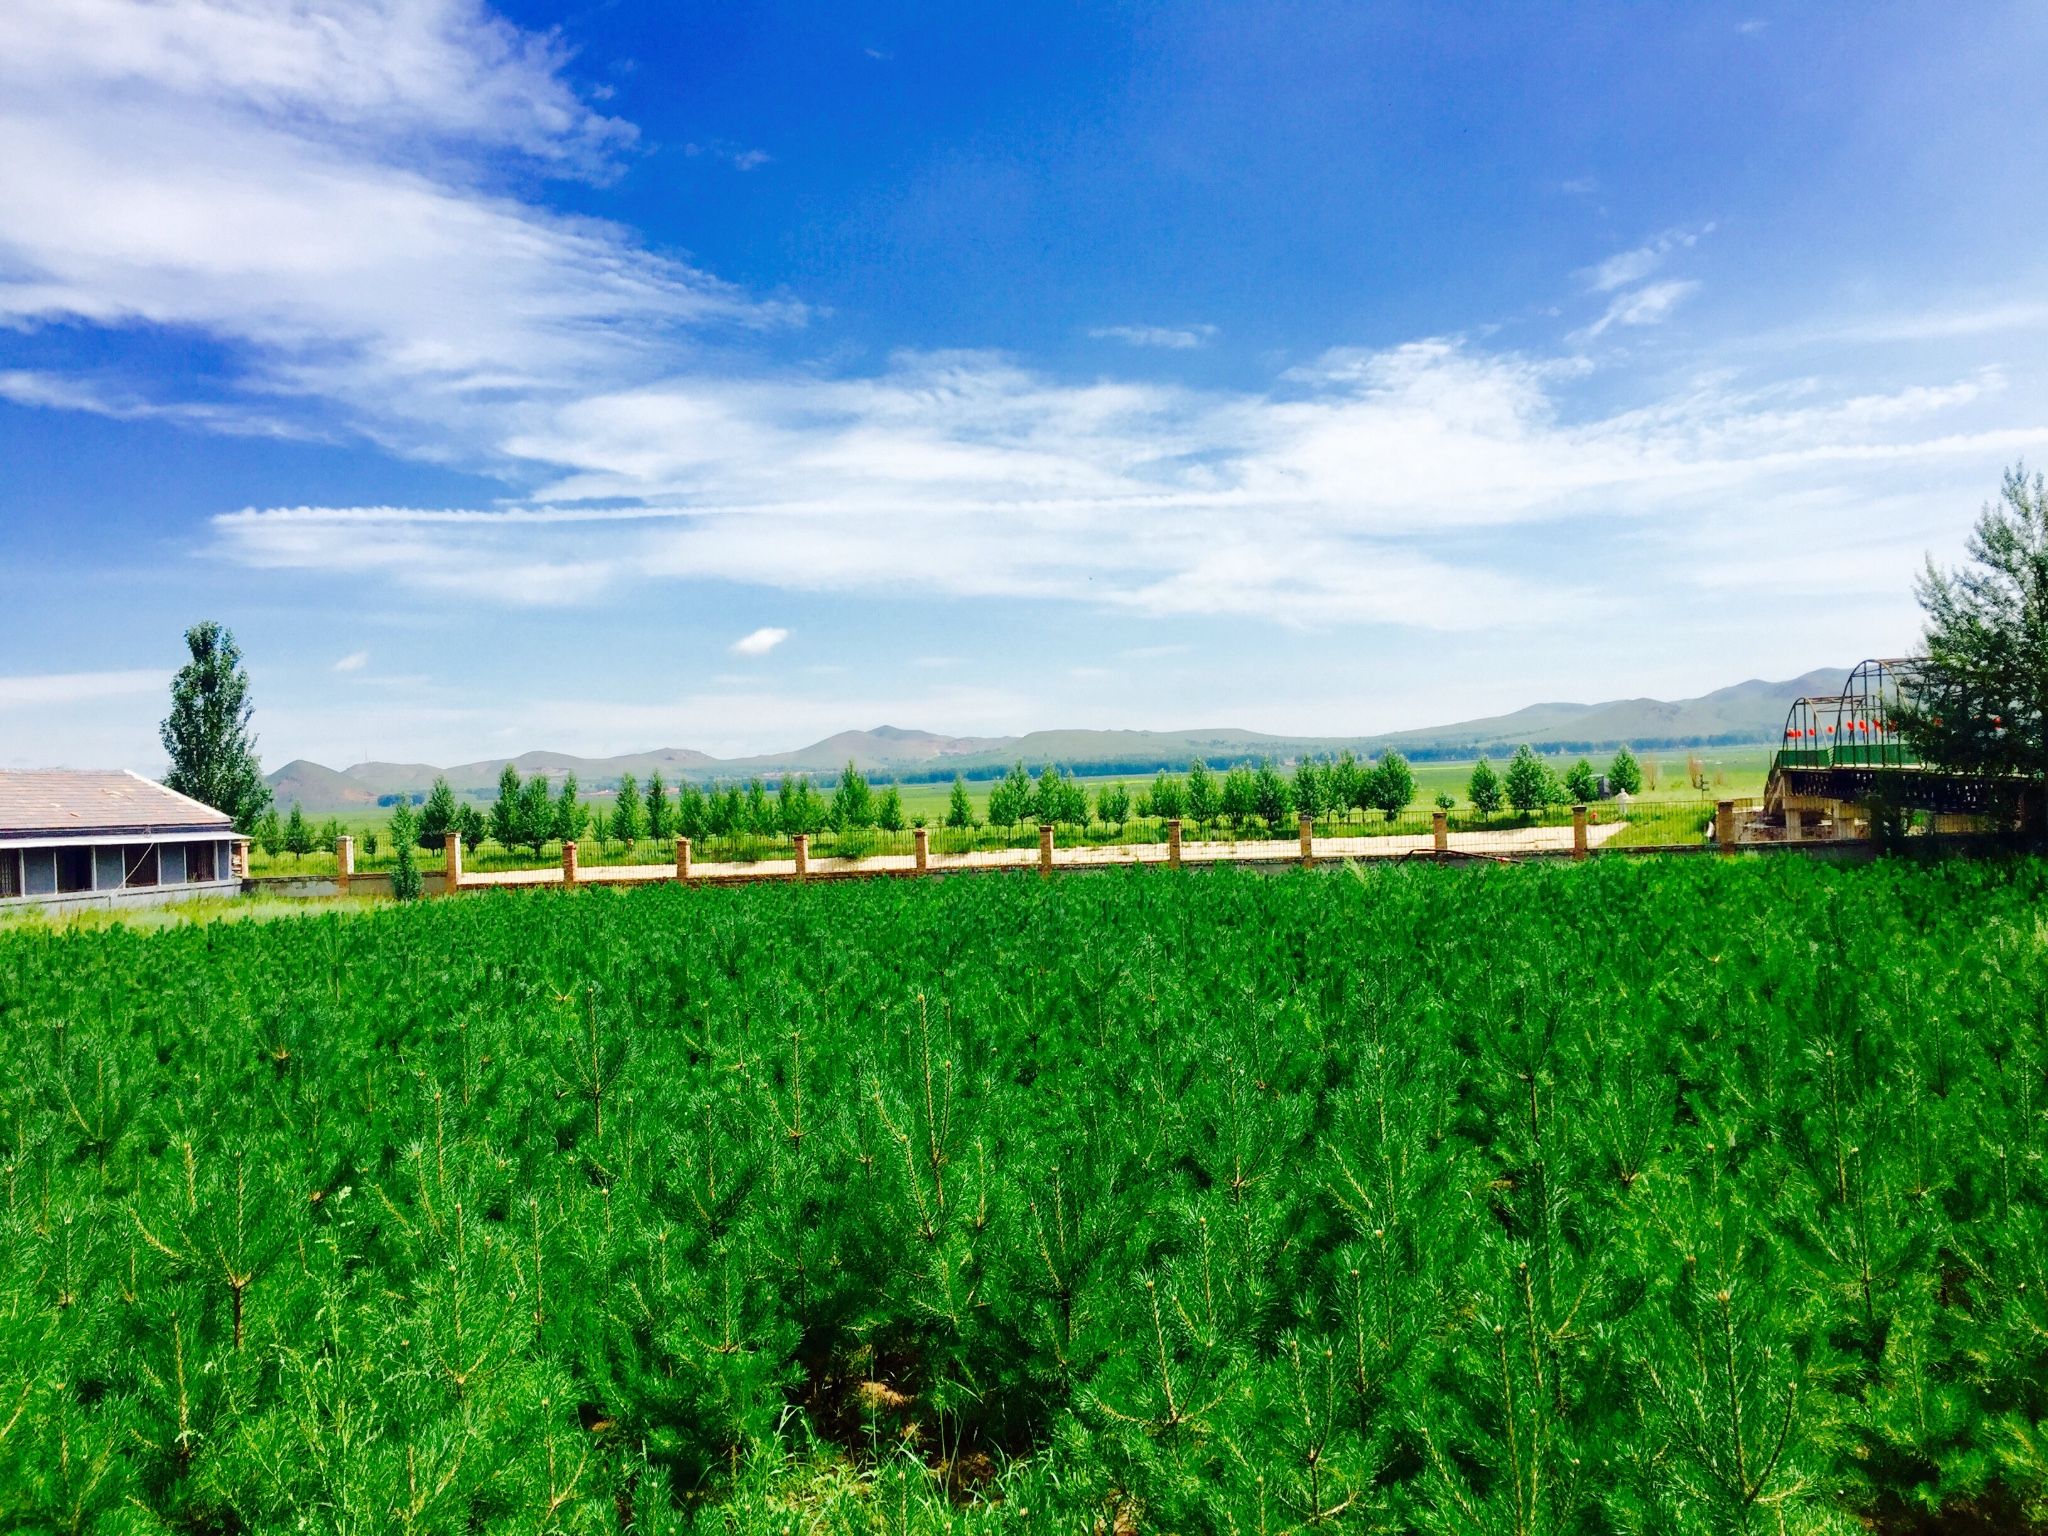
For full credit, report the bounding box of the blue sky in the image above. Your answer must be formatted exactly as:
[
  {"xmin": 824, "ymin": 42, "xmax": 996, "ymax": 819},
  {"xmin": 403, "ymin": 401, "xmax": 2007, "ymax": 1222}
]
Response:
[{"xmin": 5, "ymin": 1, "xmax": 2048, "ymax": 769}]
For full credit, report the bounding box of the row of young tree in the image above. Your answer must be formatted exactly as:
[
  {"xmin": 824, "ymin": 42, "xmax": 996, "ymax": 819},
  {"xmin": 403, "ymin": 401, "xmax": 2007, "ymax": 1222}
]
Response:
[{"xmin": 1465, "ymin": 742, "xmax": 1644, "ymax": 817}]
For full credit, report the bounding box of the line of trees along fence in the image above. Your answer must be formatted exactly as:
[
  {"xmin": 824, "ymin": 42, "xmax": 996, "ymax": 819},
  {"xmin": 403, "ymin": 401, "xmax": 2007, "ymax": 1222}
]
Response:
[{"xmin": 247, "ymin": 740, "xmax": 1717, "ymax": 880}]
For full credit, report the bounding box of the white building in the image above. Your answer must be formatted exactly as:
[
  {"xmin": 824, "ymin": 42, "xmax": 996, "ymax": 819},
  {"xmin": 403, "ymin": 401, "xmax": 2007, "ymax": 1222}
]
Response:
[{"xmin": 0, "ymin": 770, "xmax": 246, "ymax": 912}]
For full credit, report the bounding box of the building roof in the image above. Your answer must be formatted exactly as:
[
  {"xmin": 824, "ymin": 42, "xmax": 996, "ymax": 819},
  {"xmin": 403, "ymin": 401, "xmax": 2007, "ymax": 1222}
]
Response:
[{"xmin": 0, "ymin": 770, "xmax": 235, "ymax": 839}]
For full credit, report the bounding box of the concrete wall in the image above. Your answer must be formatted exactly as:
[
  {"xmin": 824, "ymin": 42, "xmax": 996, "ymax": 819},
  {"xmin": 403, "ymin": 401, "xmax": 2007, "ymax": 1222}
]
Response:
[{"xmin": 0, "ymin": 877, "xmax": 243, "ymax": 915}]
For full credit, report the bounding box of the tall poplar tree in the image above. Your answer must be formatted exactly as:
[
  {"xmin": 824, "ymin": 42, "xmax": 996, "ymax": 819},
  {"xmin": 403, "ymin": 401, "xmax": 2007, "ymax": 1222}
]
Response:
[{"xmin": 160, "ymin": 621, "xmax": 270, "ymax": 830}]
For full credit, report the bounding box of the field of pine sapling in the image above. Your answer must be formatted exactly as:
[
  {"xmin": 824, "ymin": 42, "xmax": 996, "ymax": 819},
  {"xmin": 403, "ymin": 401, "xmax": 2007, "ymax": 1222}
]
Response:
[{"xmin": 5, "ymin": 856, "xmax": 2048, "ymax": 1533}]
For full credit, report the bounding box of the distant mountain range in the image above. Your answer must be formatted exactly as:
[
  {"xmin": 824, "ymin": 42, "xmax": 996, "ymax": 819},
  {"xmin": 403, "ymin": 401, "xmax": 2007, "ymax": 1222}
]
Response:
[{"xmin": 265, "ymin": 668, "xmax": 1846, "ymax": 809}]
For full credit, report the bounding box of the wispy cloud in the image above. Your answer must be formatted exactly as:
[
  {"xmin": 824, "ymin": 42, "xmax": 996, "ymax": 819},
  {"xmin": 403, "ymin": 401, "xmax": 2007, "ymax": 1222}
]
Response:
[
  {"xmin": 206, "ymin": 337, "xmax": 2047, "ymax": 629},
  {"xmin": 0, "ymin": 669, "xmax": 166, "ymax": 708},
  {"xmin": 730, "ymin": 626, "xmax": 790, "ymax": 657},
  {"xmin": 334, "ymin": 650, "xmax": 370, "ymax": 674},
  {"xmin": 1580, "ymin": 226, "xmax": 1712, "ymax": 293},
  {"xmin": 0, "ymin": 0, "xmax": 796, "ymax": 456},
  {"xmin": 1575, "ymin": 279, "xmax": 1701, "ymax": 340},
  {"xmin": 1089, "ymin": 323, "xmax": 1218, "ymax": 350}
]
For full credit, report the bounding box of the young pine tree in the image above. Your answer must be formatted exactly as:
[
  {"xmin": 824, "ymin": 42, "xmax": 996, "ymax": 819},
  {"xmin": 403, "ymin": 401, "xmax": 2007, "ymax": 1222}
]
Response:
[
  {"xmin": 830, "ymin": 760, "xmax": 874, "ymax": 831},
  {"xmin": 553, "ymin": 772, "xmax": 590, "ymax": 845},
  {"xmin": 1607, "ymin": 745, "xmax": 1643, "ymax": 796},
  {"xmin": 1149, "ymin": 769, "xmax": 1187, "ymax": 822},
  {"xmin": 945, "ymin": 775, "xmax": 975, "ymax": 829},
  {"xmin": 610, "ymin": 773, "xmax": 644, "ymax": 849},
  {"xmin": 283, "ymin": 802, "xmax": 312, "ymax": 863},
  {"xmin": 489, "ymin": 763, "xmax": 521, "ymax": 850},
  {"xmin": 876, "ymin": 784, "xmax": 905, "ymax": 832},
  {"xmin": 417, "ymin": 776, "xmax": 459, "ymax": 850},
  {"xmin": 517, "ymin": 774, "xmax": 555, "ymax": 855},
  {"xmin": 644, "ymin": 771, "xmax": 671, "ymax": 842},
  {"xmin": 1186, "ymin": 759, "xmax": 1220, "ymax": 829},
  {"xmin": 387, "ymin": 802, "xmax": 422, "ymax": 901},
  {"xmin": 454, "ymin": 801, "xmax": 487, "ymax": 855}
]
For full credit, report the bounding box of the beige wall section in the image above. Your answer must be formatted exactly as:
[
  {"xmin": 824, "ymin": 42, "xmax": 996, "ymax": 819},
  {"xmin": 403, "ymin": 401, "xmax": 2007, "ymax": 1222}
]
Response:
[{"xmin": 445, "ymin": 833, "xmax": 463, "ymax": 890}]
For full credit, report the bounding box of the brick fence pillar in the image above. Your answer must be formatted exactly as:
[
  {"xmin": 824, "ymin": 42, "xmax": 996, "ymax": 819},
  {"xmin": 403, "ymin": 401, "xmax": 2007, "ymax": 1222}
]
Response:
[
  {"xmin": 1168, "ymin": 818, "xmax": 1182, "ymax": 868},
  {"xmin": 1716, "ymin": 799, "xmax": 1736, "ymax": 853},
  {"xmin": 675, "ymin": 836, "xmax": 691, "ymax": 881},
  {"xmin": 444, "ymin": 833, "xmax": 462, "ymax": 892},
  {"xmin": 914, "ymin": 825, "xmax": 929, "ymax": 873},
  {"xmin": 1432, "ymin": 809, "xmax": 1448, "ymax": 853},
  {"xmin": 793, "ymin": 833, "xmax": 808, "ymax": 880},
  {"xmin": 1039, "ymin": 823, "xmax": 1054, "ymax": 879},
  {"xmin": 1299, "ymin": 811, "xmax": 1314, "ymax": 868},
  {"xmin": 562, "ymin": 840, "xmax": 578, "ymax": 887},
  {"xmin": 1572, "ymin": 804, "xmax": 1589, "ymax": 861},
  {"xmin": 335, "ymin": 834, "xmax": 354, "ymax": 895}
]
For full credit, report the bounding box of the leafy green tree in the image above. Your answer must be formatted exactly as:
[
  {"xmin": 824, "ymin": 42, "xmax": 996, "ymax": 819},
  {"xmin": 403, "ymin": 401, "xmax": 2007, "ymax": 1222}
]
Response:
[
  {"xmin": 945, "ymin": 775, "xmax": 975, "ymax": 829},
  {"xmin": 283, "ymin": 802, "xmax": 313, "ymax": 863},
  {"xmin": 1607, "ymin": 745, "xmax": 1643, "ymax": 796},
  {"xmin": 1468, "ymin": 758, "xmax": 1503, "ymax": 818},
  {"xmin": 1032, "ymin": 765, "xmax": 1064, "ymax": 823},
  {"xmin": 454, "ymin": 801, "xmax": 488, "ymax": 855},
  {"xmin": 611, "ymin": 773, "xmax": 644, "ymax": 849},
  {"xmin": 1898, "ymin": 464, "xmax": 2048, "ymax": 829},
  {"xmin": 364, "ymin": 831, "xmax": 379, "ymax": 858},
  {"xmin": 830, "ymin": 760, "xmax": 874, "ymax": 831},
  {"xmin": 745, "ymin": 778, "xmax": 775, "ymax": 836},
  {"xmin": 1293, "ymin": 759, "xmax": 1327, "ymax": 821},
  {"xmin": 554, "ymin": 773, "xmax": 590, "ymax": 845},
  {"xmin": 987, "ymin": 762, "xmax": 1032, "ymax": 829},
  {"xmin": 1058, "ymin": 772, "xmax": 1090, "ymax": 826},
  {"xmin": 1564, "ymin": 758, "xmax": 1599, "ymax": 804},
  {"xmin": 418, "ymin": 776, "xmax": 459, "ymax": 850},
  {"xmin": 1366, "ymin": 751, "xmax": 1415, "ymax": 822},
  {"xmin": 676, "ymin": 781, "xmax": 709, "ymax": 841},
  {"xmin": 387, "ymin": 802, "xmax": 422, "ymax": 901},
  {"xmin": 489, "ymin": 763, "xmax": 522, "ymax": 850},
  {"xmin": 1252, "ymin": 759, "xmax": 1295, "ymax": 832},
  {"xmin": 1186, "ymin": 759, "xmax": 1221, "ymax": 828},
  {"xmin": 876, "ymin": 784, "xmax": 905, "ymax": 833},
  {"xmin": 1148, "ymin": 769, "xmax": 1187, "ymax": 821},
  {"xmin": 255, "ymin": 806, "xmax": 283, "ymax": 857},
  {"xmin": 159, "ymin": 620, "xmax": 271, "ymax": 831},
  {"xmin": 644, "ymin": 771, "xmax": 671, "ymax": 842},
  {"xmin": 1435, "ymin": 791, "xmax": 1456, "ymax": 812},
  {"xmin": 517, "ymin": 774, "xmax": 555, "ymax": 855},
  {"xmin": 1220, "ymin": 763, "xmax": 1258, "ymax": 830},
  {"xmin": 1328, "ymin": 750, "xmax": 1366, "ymax": 815},
  {"xmin": 1503, "ymin": 745, "xmax": 1557, "ymax": 814},
  {"xmin": 1097, "ymin": 781, "xmax": 1132, "ymax": 829},
  {"xmin": 778, "ymin": 775, "xmax": 826, "ymax": 836}
]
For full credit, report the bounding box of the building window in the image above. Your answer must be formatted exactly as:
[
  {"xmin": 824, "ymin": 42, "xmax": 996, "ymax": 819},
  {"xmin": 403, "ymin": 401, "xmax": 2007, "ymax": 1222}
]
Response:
[
  {"xmin": 0, "ymin": 850, "xmax": 19, "ymax": 899},
  {"xmin": 23, "ymin": 850, "xmax": 56, "ymax": 896},
  {"xmin": 57, "ymin": 848, "xmax": 93, "ymax": 893},
  {"xmin": 188, "ymin": 841, "xmax": 216, "ymax": 883},
  {"xmin": 127, "ymin": 845, "xmax": 159, "ymax": 887}
]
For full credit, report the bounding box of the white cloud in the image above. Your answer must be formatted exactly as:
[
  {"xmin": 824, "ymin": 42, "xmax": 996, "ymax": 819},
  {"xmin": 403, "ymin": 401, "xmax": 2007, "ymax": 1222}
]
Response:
[
  {"xmin": 1581, "ymin": 227, "xmax": 1710, "ymax": 293},
  {"xmin": 1576, "ymin": 279, "xmax": 1701, "ymax": 340},
  {"xmin": 1089, "ymin": 324, "xmax": 1218, "ymax": 350},
  {"xmin": 0, "ymin": 669, "xmax": 168, "ymax": 708},
  {"xmin": 732, "ymin": 148, "xmax": 772, "ymax": 171},
  {"xmin": 205, "ymin": 336, "xmax": 2048, "ymax": 630},
  {"xmin": 730, "ymin": 626, "xmax": 790, "ymax": 657},
  {"xmin": 0, "ymin": 0, "xmax": 795, "ymax": 455},
  {"xmin": 334, "ymin": 650, "xmax": 370, "ymax": 673}
]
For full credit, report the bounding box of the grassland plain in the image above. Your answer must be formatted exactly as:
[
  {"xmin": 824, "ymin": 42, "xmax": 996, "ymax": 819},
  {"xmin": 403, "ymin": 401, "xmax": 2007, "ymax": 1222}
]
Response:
[{"xmin": 5, "ymin": 857, "xmax": 2045, "ymax": 1533}]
